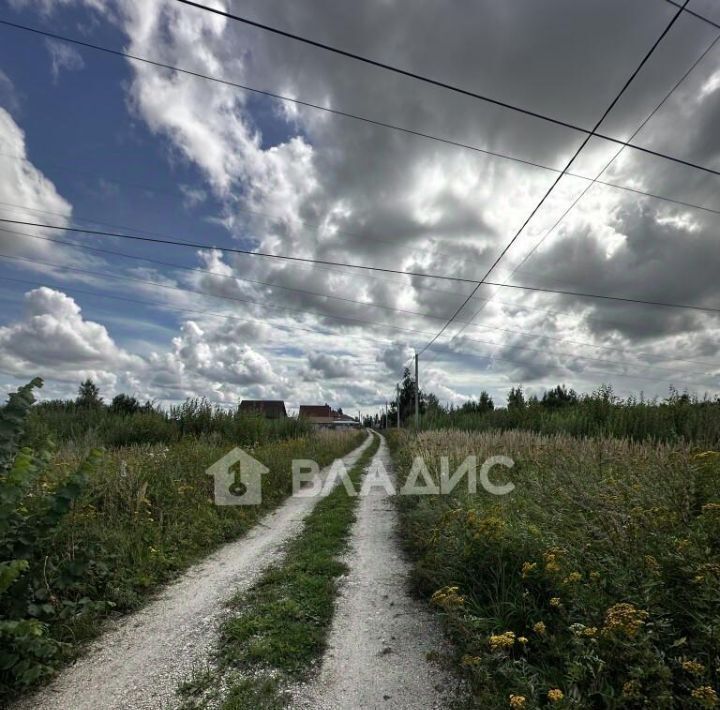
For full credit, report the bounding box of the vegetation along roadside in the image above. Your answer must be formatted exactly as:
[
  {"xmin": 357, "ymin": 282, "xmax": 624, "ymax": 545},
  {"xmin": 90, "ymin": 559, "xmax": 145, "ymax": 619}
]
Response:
[{"xmin": 388, "ymin": 428, "xmax": 720, "ymax": 709}]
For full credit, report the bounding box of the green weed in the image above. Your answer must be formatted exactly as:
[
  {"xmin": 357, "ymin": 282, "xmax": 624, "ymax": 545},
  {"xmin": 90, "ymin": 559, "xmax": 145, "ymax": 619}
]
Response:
[{"xmin": 390, "ymin": 429, "xmax": 720, "ymax": 709}]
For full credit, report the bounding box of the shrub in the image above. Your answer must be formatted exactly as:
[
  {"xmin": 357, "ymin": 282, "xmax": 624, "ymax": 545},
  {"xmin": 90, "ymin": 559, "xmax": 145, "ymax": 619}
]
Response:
[{"xmin": 0, "ymin": 379, "xmax": 102, "ymax": 694}]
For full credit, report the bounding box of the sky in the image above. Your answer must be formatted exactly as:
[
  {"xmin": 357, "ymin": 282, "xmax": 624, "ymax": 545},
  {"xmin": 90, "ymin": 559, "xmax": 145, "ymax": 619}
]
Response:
[{"xmin": 0, "ymin": 0, "xmax": 719, "ymax": 414}]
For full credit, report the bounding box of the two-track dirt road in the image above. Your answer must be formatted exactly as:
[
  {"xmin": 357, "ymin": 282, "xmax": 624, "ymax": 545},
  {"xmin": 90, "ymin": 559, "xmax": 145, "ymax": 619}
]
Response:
[{"xmin": 15, "ymin": 431, "xmax": 453, "ymax": 709}]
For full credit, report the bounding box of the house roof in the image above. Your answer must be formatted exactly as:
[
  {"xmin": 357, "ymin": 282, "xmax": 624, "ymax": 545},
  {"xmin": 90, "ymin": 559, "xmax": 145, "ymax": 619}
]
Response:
[
  {"xmin": 239, "ymin": 400, "xmax": 287, "ymax": 417},
  {"xmin": 299, "ymin": 404, "xmax": 333, "ymax": 418}
]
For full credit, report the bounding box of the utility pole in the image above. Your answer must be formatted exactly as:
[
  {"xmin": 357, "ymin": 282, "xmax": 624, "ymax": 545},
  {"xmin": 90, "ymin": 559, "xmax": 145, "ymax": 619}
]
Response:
[
  {"xmin": 414, "ymin": 352, "xmax": 420, "ymax": 429},
  {"xmin": 396, "ymin": 383, "xmax": 400, "ymax": 428},
  {"xmin": 385, "ymin": 400, "xmax": 388, "ymax": 429}
]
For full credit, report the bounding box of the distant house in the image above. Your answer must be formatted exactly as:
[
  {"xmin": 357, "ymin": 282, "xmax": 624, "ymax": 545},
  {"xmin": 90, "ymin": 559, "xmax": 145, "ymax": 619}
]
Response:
[
  {"xmin": 299, "ymin": 403, "xmax": 361, "ymax": 429},
  {"xmin": 238, "ymin": 400, "xmax": 287, "ymax": 419},
  {"xmin": 299, "ymin": 404, "xmax": 334, "ymax": 419}
]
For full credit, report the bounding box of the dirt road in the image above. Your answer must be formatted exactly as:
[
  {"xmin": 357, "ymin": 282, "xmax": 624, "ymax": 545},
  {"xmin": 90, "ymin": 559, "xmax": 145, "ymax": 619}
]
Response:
[
  {"xmin": 293, "ymin": 432, "xmax": 453, "ymax": 709},
  {"xmin": 14, "ymin": 433, "xmax": 373, "ymax": 710}
]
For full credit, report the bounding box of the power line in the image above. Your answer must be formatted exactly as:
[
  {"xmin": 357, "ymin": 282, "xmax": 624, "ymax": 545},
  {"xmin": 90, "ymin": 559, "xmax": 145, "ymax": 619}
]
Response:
[
  {"xmin": 3, "ymin": 15, "xmax": 720, "ymax": 183},
  {"xmin": 664, "ymin": 0, "xmax": 720, "ymax": 30},
  {"xmin": 0, "ymin": 217, "xmax": 477, "ymax": 283},
  {"xmin": 418, "ymin": 0, "xmax": 690, "ymax": 356},
  {"xmin": 172, "ymin": 0, "xmax": 720, "ymax": 180},
  {"xmin": 455, "ymin": 13, "xmax": 720, "ymax": 350},
  {"xmin": 0, "ymin": 265, "xmax": 714, "ymax": 386},
  {"xmin": 2, "ymin": 215, "xmax": 719, "ymax": 315},
  {"xmin": 0, "ymin": 224, "xmax": 473, "ymax": 323},
  {"xmin": 0, "ymin": 252, "xmax": 437, "ymax": 339},
  {"xmin": 0, "ymin": 198, "xmax": 476, "ymax": 297},
  {"xmin": 482, "ymin": 279, "xmax": 720, "ymax": 315},
  {"xmin": 11, "ymin": 205, "xmax": 708, "ymax": 350},
  {"xmin": 6, "ymin": 224, "xmax": 713, "ymax": 370}
]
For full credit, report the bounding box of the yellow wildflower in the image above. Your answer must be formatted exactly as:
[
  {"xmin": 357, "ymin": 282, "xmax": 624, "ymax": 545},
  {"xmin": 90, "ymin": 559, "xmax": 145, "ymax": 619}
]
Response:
[
  {"xmin": 589, "ymin": 571, "xmax": 601, "ymax": 581},
  {"xmin": 571, "ymin": 623, "xmax": 598, "ymax": 638},
  {"xmin": 603, "ymin": 603, "xmax": 649, "ymax": 638},
  {"xmin": 517, "ymin": 636, "xmax": 529, "ymax": 645},
  {"xmin": 682, "ymin": 660, "xmax": 705, "ymax": 675},
  {"xmin": 533, "ymin": 621, "xmax": 547, "ymax": 635},
  {"xmin": 550, "ymin": 597, "xmax": 562, "ymax": 607},
  {"xmin": 691, "ymin": 686, "xmax": 718, "ymax": 708},
  {"xmin": 509, "ymin": 695, "xmax": 527, "ymax": 709},
  {"xmin": 521, "ymin": 561, "xmax": 537, "ymax": 578},
  {"xmin": 461, "ymin": 654, "xmax": 482, "ymax": 667},
  {"xmin": 431, "ymin": 586, "xmax": 465, "ymax": 610},
  {"xmin": 489, "ymin": 631, "xmax": 516, "ymax": 651},
  {"xmin": 547, "ymin": 688, "xmax": 564, "ymax": 702},
  {"xmin": 563, "ymin": 572, "xmax": 582, "ymax": 584},
  {"xmin": 544, "ymin": 551, "xmax": 561, "ymax": 574}
]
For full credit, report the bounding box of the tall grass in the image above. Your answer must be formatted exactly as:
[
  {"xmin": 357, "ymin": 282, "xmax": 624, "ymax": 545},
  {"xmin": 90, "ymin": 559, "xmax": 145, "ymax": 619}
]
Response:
[
  {"xmin": 390, "ymin": 429, "xmax": 720, "ymax": 708},
  {"xmin": 23, "ymin": 398, "xmax": 311, "ymax": 449},
  {"xmin": 422, "ymin": 390, "xmax": 720, "ymax": 447}
]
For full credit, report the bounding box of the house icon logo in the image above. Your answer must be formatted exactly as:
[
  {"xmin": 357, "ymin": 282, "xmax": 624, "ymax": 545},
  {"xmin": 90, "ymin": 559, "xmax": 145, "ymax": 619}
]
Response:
[{"xmin": 206, "ymin": 447, "xmax": 269, "ymax": 506}]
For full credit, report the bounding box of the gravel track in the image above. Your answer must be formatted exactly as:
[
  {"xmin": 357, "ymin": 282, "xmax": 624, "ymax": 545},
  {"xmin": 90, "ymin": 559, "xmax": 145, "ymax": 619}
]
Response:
[
  {"xmin": 13, "ymin": 433, "xmax": 373, "ymax": 710},
  {"xmin": 292, "ymin": 432, "xmax": 453, "ymax": 710}
]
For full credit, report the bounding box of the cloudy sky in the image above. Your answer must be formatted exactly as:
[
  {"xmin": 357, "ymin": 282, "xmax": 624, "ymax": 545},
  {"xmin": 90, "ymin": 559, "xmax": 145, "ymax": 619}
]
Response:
[{"xmin": 1, "ymin": 0, "xmax": 719, "ymax": 413}]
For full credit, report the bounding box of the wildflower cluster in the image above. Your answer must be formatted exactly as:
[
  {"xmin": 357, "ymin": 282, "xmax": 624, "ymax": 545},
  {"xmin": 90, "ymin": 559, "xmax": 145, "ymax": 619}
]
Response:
[
  {"xmin": 602, "ymin": 603, "xmax": 649, "ymax": 638},
  {"xmin": 544, "ymin": 548, "xmax": 563, "ymax": 574},
  {"xmin": 521, "ymin": 561, "xmax": 537, "ymax": 578},
  {"xmin": 547, "ymin": 688, "xmax": 564, "ymax": 702},
  {"xmin": 681, "ymin": 660, "xmax": 704, "ymax": 675},
  {"xmin": 431, "ymin": 585, "xmax": 465, "ymax": 610},
  {"xmin": 489, "ymin": 631, "xmax": 516, "ymax": 651},
  {"xmin": 691, "ymin": 686, "xmax": 719, "ymax": 708}
]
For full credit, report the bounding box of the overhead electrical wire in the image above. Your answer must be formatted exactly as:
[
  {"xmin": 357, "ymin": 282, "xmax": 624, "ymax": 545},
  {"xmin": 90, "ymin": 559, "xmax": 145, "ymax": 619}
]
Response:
[
  {"xmin": 4, "ymin": 223, "xmax": 713, "ymax": 370},
  {"xmin": 0, "ymin": 217, "xmax": 477, "ymax": 284},
  {"xmin": 417, "ymin": 0, "xmax": 691, "ymax": 356},
  {"xmin": 3, "ymin": 15, "xmax": 720, "ymax": 183},
  {"xmin": 2, "ymin": 216, "xmax": 719, "ymax": 316},
  {"xmin": 172, "ymin": 0, "xmax": 720, "ymax": 180},
  {"xmin": 7, "ymin": 202, "xmax": 704, "ymax": 345},
  {"xmin": 0, "ymin": 259, "xmax": 714, "ymax": 386},
  {"xmin": 664, "ymin": 0, "xmax": 720, "ymax": 30},
  {"xmin": 452, "ymin": 14, "xmax": 720, "ymax": 350}
]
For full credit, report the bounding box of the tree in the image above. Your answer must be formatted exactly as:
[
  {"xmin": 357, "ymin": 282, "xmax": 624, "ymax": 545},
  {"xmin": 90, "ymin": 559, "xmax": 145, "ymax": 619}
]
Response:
[
  {"xmin": 507, "ymin": 386, "xmax": 526, "ymax": 410},
  {"xmin": 76, "ymin": 379, "xmax": 103, "ymax": 409},
  {"xmin": 460, "ymin": 391, "xmax": 494, "ymax": 414},
  {"xmin": 541, "ymin": 384, "xmax": 578, "ymax": 410},
  {"xmin": 389, "ymin": 367, "xmax": 427, "ymax": 425},
  {"xmin": 110, "ymin": 393, "xmax": 140, "ymax": 415}
]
